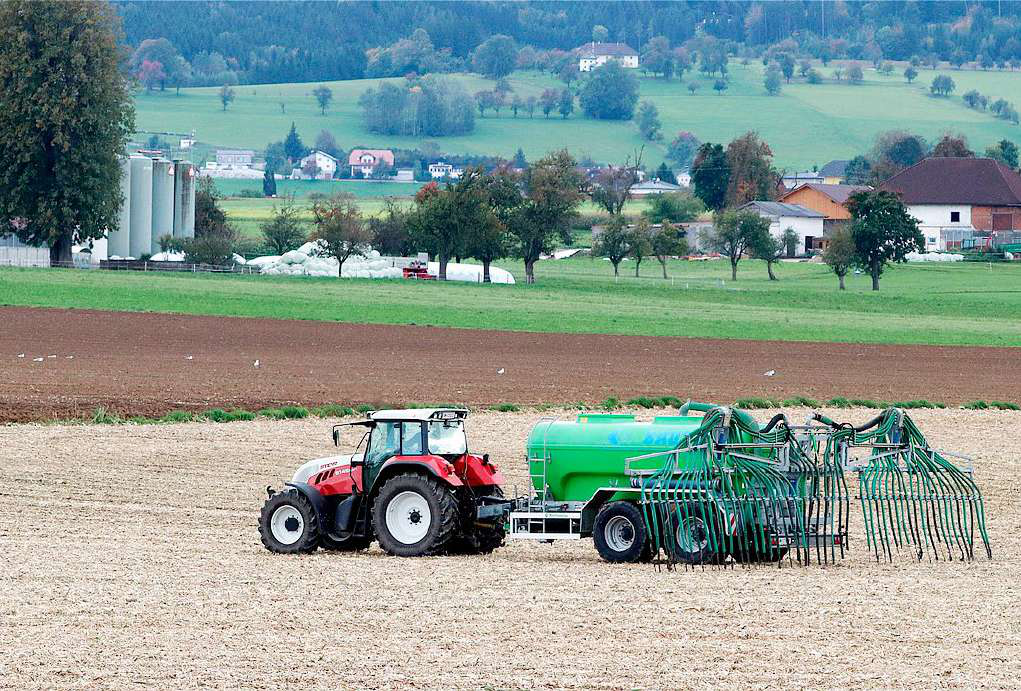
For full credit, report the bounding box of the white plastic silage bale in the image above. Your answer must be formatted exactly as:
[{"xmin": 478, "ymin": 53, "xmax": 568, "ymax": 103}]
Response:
[{"xmin": 248, "ymin": 255, "xmax": 282, "ymax": 267}]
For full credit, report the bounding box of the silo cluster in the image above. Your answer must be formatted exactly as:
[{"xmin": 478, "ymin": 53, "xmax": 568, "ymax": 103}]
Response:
[{"xmin": 106, "ymin": 154, "xmax": 196, "ymax": 259}]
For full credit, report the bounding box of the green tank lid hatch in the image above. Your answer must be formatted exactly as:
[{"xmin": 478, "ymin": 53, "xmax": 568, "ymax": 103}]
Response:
[{"xmin": 576, "ymin": 413, "xmax": 635, "ymax": 423}]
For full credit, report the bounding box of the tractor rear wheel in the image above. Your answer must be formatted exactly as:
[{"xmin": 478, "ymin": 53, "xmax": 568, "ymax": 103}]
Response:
[
  {"xmin": 593, "ymin": 501, "xmax": 650, "ymax": 563},
  {"xmin": 373, "ymin": 474, "xmax": 458, "ymax": 557},
  {"xmin": 259, "ymin": 489, "xmax": 320, "ymax": 554}
]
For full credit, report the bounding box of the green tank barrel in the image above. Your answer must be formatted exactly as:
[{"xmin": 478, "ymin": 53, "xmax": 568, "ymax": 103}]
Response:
[{"xmin": 526, "ymin": 413, "xmax": 714, "ymax": 502}]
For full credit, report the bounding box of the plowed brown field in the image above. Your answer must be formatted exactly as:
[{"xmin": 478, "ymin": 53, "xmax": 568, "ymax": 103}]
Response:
[
  {"xmin": 1, "ymin": 408, "xmax": 1019, "ymax": 689},
  {"xmin": 2, "ymin": 307, "xmax": 1019, "ymax": 422}
]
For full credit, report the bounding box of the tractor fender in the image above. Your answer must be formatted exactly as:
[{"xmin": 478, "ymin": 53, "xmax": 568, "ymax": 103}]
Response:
[
  {"xmin": 333, "ymin": 494, "xmax": 359, "ymax": 534},
  {"xmin": 369, "ymin": 457, "xmax": 464, "ymax": 496},
  {"xmin": 285, "ymin": 481, "xmax": 329, "ymax": 527}
]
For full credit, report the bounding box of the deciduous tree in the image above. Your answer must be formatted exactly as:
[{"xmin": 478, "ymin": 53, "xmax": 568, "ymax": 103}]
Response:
[
  {"xmin": 260, "ymin": 196, "xmax": 306, "ymax": 254},
  {"xmin": 219, "ymin": 83, "xmax": 235, "ymax": 111},
  {"xmin": 312, "ymin": 85, "xmax": 333, "ymax": 115},
  {"xmin": 508, "ymin": 150, "xmax": 584, "ymax": 283},
  {"xmin": 650, "ymin": 221, "xmax": 689, "ymax": 278},
  {"xmin": 472, "ymin": 34, "xmax": 517, "ymax": 79},
  {"xmin": 0, "ymin": 0, "xmax": 134, "ymax": 265},
  {"xmin": 627, "ymin": 217, "xmax": 653, "ymax": 277},
  {"xmin": 579, "ymin": 61, "xmax": 639, "ymax": 119},
  {"xmin": 846, "ymin": 189, "xmax": 924, "ymax": 291},
  {"xmin": 725, "ymin": 131, "xmax": 776, "ymax": 207},
  {"xmin": 593, "ymin": 215, "xmax": 630, "ymax": 277},
  {"xmin": 703, "ymin": 209, "xmax": 769, "ymax": 280},
  {"xmin": 310, "ymin": 195, "xmax": 372, "ymax": 277},
  {"xmin": 822, "ymin": 226, "xmax": 855, "ymax": 290}
]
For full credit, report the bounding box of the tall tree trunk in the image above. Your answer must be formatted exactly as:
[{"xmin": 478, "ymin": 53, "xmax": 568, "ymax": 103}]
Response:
[
  {"xmin": 660, "ymin": 258, "xmax": 668, "ymax": 279},
  {"xmin": 483, "ymin": 259, "xmax": 491, "ymax": 283},
  {"xmin": 871, "ymin": 267, "xmax": 880, "ymax": 291},
  {"xmin": 838, "ymin": 273, "xmax": 846, "ymax": 290},
  {"xmin": 337, "ymin": 259, "xmax": 344, "ymax": 278},
  {"xmin": 767, "ymin": 260, "xmax": 777, "ymax": 281},
  {"xmin": 49, "ymin": 233, "xmax": 72, "ymax": 266},
  {"xmin": 634, "ymin": 259, "xmax": 641, "ymax": 277},
  {"xmin": 731, "ymin": 258, "xmax": 738, "ymax": 281},
  {"xmin": 439, "ymin": 254, "xmax": 448, "ymax": 281},
  {"xmin": 612, "ymin": 261, "xmax": 619, "ymax": 277},
  {"xmin": 524, "ymin": 258, "xmax": 536, "ymax": 284}
]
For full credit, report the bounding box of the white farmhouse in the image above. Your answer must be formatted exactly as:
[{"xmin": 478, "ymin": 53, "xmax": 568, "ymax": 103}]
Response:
[
  {"xmin": 576, "ymin": 42, "xmax": 639, "ymax": 72},
  {"xmin": 428, "ymin": 162, "xmax": 463, "ymax": 180},
  {"xmin": 739, "ymin": 201, "xmax": 825, "ymax": 256},
  {"xmin": 297, "ymin": 150, "xmax": 339, "ymax": 180}
]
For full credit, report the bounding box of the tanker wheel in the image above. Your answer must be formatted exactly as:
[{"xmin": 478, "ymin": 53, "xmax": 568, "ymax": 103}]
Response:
[
  {"xmin": 373, "ymin": 474, "xmax": 458, "ymax": 557},
  {"xmin": 593, "ymin": 501, "xmax": 651, "ymax": 563},
  {"xmin": 259, "ymin": 489, "xmax": 320, "ymax": 554},
  {"xmin": 667, "ymin": 513, "xmax": 717, "ymax": 565}
]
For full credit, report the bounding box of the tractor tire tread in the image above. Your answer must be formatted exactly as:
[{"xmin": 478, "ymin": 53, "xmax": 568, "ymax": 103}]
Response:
[{"xmin": 373, "ymin": 474, "xmax": 458, "ymax": 557}]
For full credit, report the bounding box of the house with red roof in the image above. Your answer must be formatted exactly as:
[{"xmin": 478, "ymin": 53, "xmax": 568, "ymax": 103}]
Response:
[
  {"xmin": 348, "ymin": 149, "xmax": 395, "ymax": 177},
  {"xmin": 880, "ymin": 157, "xmax": 1021, "ymax": 250}
]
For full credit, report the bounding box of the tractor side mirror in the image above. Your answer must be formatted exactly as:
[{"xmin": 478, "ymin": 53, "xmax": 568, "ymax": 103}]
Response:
[
  {"xmin": 332, "ymin": 427, "xmax": 340, "ymax": 447},
  {"xmin": 483, "ymin": 453, "xmax": 490, "ymax": 465}
]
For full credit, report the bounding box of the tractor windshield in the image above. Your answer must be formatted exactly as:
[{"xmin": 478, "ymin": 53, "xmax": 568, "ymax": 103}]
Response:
[{"xmin": 427, "ymin": 420, "xmax": 467, "ymax": 455}]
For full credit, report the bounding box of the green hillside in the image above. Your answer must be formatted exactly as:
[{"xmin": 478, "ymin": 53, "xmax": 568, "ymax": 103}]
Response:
[{"xmin": 135, "ymin": 63, "xmax": 1021, "ymax": 170}]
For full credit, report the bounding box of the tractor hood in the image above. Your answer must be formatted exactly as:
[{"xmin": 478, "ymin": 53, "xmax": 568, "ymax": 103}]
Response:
[{"xmin": 291, "ymin": 453, "xmax": 362, "ymax": 484}]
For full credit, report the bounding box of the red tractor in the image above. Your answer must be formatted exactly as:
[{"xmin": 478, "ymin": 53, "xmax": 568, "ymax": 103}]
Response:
[{"xmin": 259, "ymin": 409, "xmax": 507, "ymax": 557}]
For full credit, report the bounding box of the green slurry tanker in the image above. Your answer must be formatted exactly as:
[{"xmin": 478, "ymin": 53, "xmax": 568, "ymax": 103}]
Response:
[
  {"xmin": 260, "ymin": 402, "xmax": 990, "ymax": 568},
  {"xmin": 507, "ymin": 401, "xmax": 991, "ymax": 566}
]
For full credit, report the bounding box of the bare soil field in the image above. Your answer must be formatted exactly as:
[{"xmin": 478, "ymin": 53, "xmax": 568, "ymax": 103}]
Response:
[
  {"xmin": 1, "ymin": 407, "xmax": 1019, "ymax": 689},
  {"xmin": 3, "ymin": 307, "xmax": 1021, "ymax": 422}
]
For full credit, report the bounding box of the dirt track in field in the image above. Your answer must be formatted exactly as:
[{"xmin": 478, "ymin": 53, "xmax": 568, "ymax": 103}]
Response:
[
  {"xmin": 1, "ymin": 407, "xmax": 1019, "ymax": 689},
  {"xmin": 2, "ymin": 307, "xmax": 1020, "ymax": 422}
]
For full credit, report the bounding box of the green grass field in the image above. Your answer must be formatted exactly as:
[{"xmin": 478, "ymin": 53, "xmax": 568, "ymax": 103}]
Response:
[
  {"xmin": 135, "ymin": 63, "xmax": 1021, "ymax": 170},
  {"xmin": 3, "ymin": 259, "xmax": 1019, "ymax": 347}
]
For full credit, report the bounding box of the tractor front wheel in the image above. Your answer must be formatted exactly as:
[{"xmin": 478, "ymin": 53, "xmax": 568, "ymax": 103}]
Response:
[
  {"xmin": 593, "ymin": 501, "xmax": 650, "ymax": 563},
  {"xmin": 373, "ymin": 474, "xmax": 458, "ymax": 557},
  {"xmin": 259, "ymin": 489, "xmax": 320, "ymax": 554}
]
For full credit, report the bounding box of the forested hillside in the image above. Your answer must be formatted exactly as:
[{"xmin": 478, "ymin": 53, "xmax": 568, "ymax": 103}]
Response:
[{"xmin": 117, "ymin": 1, "xmax": 1021, "ymax": 86}]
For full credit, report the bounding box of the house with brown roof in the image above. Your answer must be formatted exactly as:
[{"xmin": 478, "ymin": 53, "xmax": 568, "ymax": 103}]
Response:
[
  {"xmin": 576, "ymin": 42, "xmax": 638, "ymax": 72},
  {"xmin": 780, "ymin": 183, "xmax": 870, "ymax": 221},
  {"xmin": 348, "ymin": 149, "xmax": 395, "ymax": 177},
  {"xmin": 880, "ymin": 157, "xmax": 1021, "ymax": 250}
]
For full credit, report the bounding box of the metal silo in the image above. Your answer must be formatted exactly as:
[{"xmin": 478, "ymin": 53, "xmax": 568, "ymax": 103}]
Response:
[
  {"xmin": 173, "ymin": 161, "xmax": 196, "ymax": 238},
  {"xmin": 150, "ymin": 158, "xmax": 175, "ymax": 248},
  {"xmin": 107, "ymin": 156, "xmax": 131, "ymax": 258},
  {"xmin": 128, "ymin": 155, "xmax": 153, "ymax": 258}
]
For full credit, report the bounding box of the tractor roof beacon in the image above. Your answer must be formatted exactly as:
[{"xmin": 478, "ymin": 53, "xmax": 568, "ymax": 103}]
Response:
[{"xmin": 259, "ymin": 408, "xmax": 506, "ymax": 557}]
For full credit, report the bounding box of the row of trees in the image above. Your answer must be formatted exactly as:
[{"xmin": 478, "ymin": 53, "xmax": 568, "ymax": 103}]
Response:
[{"xmin": 259, "ymin": 152, "xmax": 584, "ymax": 283}]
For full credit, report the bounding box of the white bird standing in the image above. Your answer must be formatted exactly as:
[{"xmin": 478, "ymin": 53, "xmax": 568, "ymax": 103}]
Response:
[
  {"xmin": 497, "ymin": 368, "xmax": 505, "ymax": 375},
  {"xmin": 254, "ymin": 359, "xmax": 260, "ymax": 368},
  {"xmin": 764, "ymin": 369, "xmax": 776, "ymax": 377},
  {"xmin": 17, "ymin": 353, "xmax": 24, "ymax": 358},
  {"xmin": 185, "ymin": 355, "xmax": 193, "ymax": 360}
]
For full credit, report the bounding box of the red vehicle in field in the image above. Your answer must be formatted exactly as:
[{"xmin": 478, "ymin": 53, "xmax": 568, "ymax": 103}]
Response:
[{"xmin": 259, "ymin": 409, "xmax": 507, "ymax": 556}]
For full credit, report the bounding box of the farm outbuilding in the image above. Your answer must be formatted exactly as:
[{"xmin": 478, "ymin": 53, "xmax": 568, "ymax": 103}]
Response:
[{"xmin": 739, "ymin": 201, "xmax": 825, "ymax": 255}]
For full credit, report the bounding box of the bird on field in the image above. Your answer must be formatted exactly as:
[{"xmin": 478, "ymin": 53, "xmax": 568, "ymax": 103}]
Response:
[
  {"xmin": 254, "ymin": 359, "xmax": 260, "ymax": 368},
  {"xmin": 497, "ymin": 368, "xmax": 505, "ymax": 375},
  {"xmin": 17, "ymin": 353, "xmax": 24, "ymax": 358},
  {"xmin": 32, "ymin": 357, "xmax": 43, "ymax": 362},
  {"xmin": 764, "ymin": 370, "xmax": 776, "ymax": 377},
  {"xmin": 185, "ymin": 355, "xmax": 193, "ymax": 360}
]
